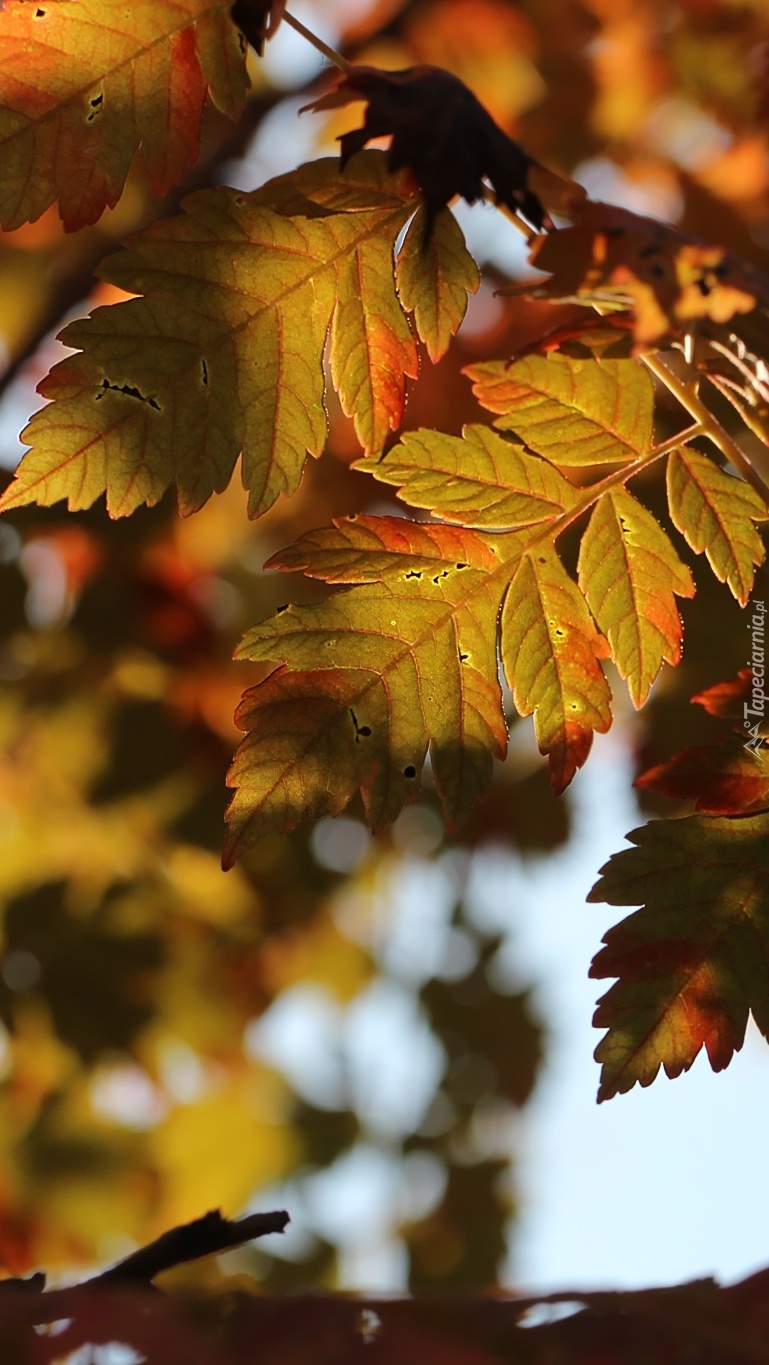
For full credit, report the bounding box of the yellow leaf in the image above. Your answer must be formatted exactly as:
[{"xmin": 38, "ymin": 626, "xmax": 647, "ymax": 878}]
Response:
[
  {"xmin": 0, "ymin": 155, "xmax": 476, "ymax": 520},
  {"xmin": 224, "ymin": 524, "xmax": 509, "ymax": 861},
  {"xmin": 667, "ymin": 447, "xmax": 768, "ymax": 606},
  {"xmin": 501, "ymin": 545, "xmax": 612, "ymax": 792},
  {"xmin": 467, "ymin": 354, "xmax": 655, "ymax": 466},
  {"xmin": 578, "ymin": 488, "xmax": 695, "ymax": 708},
  {"xmin": 395, "ymin": 205, "xmax": 480, "ymax": 362},
  {"xmin": 355, "ymin": 424, "xmax": 576, "ymax": 527}
]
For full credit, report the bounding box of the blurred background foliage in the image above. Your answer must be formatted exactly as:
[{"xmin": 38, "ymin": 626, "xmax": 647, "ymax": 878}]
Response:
[{"xmin": 0, "ymin": 0, "xmax": 766, "ymax": 1289}]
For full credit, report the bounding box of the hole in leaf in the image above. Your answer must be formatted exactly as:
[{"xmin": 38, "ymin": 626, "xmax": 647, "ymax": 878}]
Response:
[
  {"xmin": 275, "ymin": 604, "xmax": 288, "ymax": 614},
  {"xmin": 403, "ymin": 765, "xmax": 416, "ymax": 779},
  {"xmin": 201, "ymin": 359, "xmax": 208, "ymax": 386},
  {"xmin": 455, "ymin": 562, "xmax": 467, "ymax": 570},
  {"xmin": 94, "ymin": 378, "xmax": 160, "ymax": 411}
]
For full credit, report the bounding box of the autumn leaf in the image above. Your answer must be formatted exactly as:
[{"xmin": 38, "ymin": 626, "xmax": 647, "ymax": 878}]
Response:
[
  {"xmin": 577, "ymin": 488, "xmax": 695, "ymax": 707},
  {"xmin": 692, "ymin": 669, "xmax": 753, "ymax": 721},
  {"xmin": 395, "ymin": 205, "xmax": 480, "ymax": 362},
  {"xmin": 636, "ymin": 740, "xmax": 769, "ymax": 814},
  {"xmin": 666, "ymin": 447, "xmax": 767, "ymax": 605},
  {"xmin": 267, "ymin": 512, "xmax": 495, "ymax": 584},
  {"xmin": 0, "ymin": 0, "xmax": 249, "ymax": 230},
  {"xmin": 529, "ymin": 201, "xmax": 769, "ymax": 345},
  {"xmin": 0, "ymin": 153, "xmax": 476, "ymax": 520},
  {"xmin": 500, "ymin": 544, "xmax": 612, "ymax": 792},
  {"xmin": 355, "ymin": 424, "xmax": 577, "ymax": 528},
  {"xmin": 588, "ymin": 812, "xmax": 769, "ymax": 1101},
  {"xmin": 467, "ymin": 354, "xmax": 656, "ymax": 467},
  {"xmin": 224, "ymin": 518, "xmax": 510, "ymax": 863},
  {"xmin": 304, "ymin": 64, "xmax": 584, "ymax": 240}
]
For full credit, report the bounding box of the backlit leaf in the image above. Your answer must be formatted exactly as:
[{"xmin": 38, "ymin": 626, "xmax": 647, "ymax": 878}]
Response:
[
  {"xmin": 224, "ymin": 524, "xmax": 510, "ymax": 861},
  {"xmin": 355, "ymin": 424, "xmax": 577, "ymax": 528},
  {"xmin": 588, "ymin": 812, "xmax": 769, "ymax": 1101},
  {"xmin": 395, "ymin": 205, "xmax": 480, "ymax": 362},
  {"xmin": 467, "ymin": 354, "xmax": 655, "ymax": 466},
  {"xmin": 578, "ymin": 488, "xmax": 695, "ymax": 707},
  {"xmin": 501, "ymin": 544, "xmax": 612, "ymax": 792},
  {"xmin": 267, "ymin": 513, "xmax": 497, "ymax": 583},
  {"xmin": 666, "ymin": 447, "xmax": 768, "ymax": 606},
  {"xmin": 0, "ymin": 0, "xmax": 248, "ymax": 230},
  {"xmin": 0, "ymin": 154, "xmax": 475, "ymax": 521}
]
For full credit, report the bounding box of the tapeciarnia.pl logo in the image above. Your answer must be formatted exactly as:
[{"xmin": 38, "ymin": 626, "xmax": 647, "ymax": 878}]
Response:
[{"xmin": 744, "ymin": 599, "xmax": 767, "ymax": 752}]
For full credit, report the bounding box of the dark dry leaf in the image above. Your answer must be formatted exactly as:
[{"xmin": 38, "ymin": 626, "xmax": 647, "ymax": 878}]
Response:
[
  {"xmin": 304, "ymin": 64, "xmax": 582, "ymax": 241},
  {"xmin": 230, "ymin": 0, "xmax": 287, "ymax": 55},
  {"xmin": 529, "ymin": 200, "xmax": 769, "ymax": 344}
]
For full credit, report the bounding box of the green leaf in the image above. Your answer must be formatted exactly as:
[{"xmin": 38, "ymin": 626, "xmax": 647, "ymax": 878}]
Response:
[
  {"xmin": 501, "ymin": 544, "xmax": 612, "ymax": 792},
  {"xmin": 355, "ymin": 424, "xmax": 576, "ymax": 528},
  {"xmin": 589, "ymin": 811, "xmax": 769, "ymax": 1101},
  {"xmin": 466, "ymin": 354, "xmax": 655, "ymax": 466},
  {"xmin": 578, "ymin": 488, "xmax": 695, "ymax": 707},
  {"xmin": 666, "ymin": 446, "xmax": 768, "ymax": 606}
]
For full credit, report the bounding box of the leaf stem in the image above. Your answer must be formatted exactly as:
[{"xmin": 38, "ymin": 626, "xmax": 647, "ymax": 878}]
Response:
[
  {"xmin": 283, "ymin": 10, "xmax": 351, "ymax": 72},
  {"xmin": 493, "ymin": 200, "xmax": 536, "ymax": 243},
  {"xmin": 642, "ymin": 351, "xmax": 769, "ymax": 505}
]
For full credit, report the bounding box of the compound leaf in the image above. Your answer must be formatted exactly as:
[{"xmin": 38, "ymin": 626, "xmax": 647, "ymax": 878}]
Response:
[
  {"xmin": 0, "ymin": 154, "xmax": 476, "ymax": 521},
  {"xmin": 0, "ymin": 0, "xmax": 248, "ymax": 230},
  {"xmin": 578, "ymin": 488, "xmax": 695, "ymax": 707},
  {"xmin": 355, "ymin": 424, "xmax": 577, "ymax": 528},
  {"xmin": 667, "ymin": 447, "xmax": 768, "ymax": 606},
  {"xmin": 589, "ymin": 812, "xmax": 769, "ymax": 1101},
  {"xmin": 467, "ymin": 354, "xmax": 655, "ymax": 467},
  {"xmin": 501, "ymin": 544, "xmax": 612, "ymax": 792}
]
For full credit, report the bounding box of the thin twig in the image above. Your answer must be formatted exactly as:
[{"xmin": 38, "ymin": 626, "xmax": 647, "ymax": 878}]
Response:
[
  {"xmin": 283, "ymin": 9, "xmax": 351, "ymax": 72},
  {"xmin": 642, "ymin": 351, "xmax": 769, "ymax": 505}
]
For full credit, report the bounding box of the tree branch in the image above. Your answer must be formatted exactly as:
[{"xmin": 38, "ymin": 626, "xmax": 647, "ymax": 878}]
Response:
[{"xmin": 87, "ymin": 1209, "xmax": 290, "ymax": 1288}]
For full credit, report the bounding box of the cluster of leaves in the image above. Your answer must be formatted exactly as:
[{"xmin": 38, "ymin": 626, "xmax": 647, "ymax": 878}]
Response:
[{"xmin": 0, "ymin": 0, "xmax": 769, "ymax": 1309}]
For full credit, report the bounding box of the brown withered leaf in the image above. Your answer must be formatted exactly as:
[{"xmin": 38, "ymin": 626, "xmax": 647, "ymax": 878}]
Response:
[
  {"xmin": 304, "ymin": 65, "xmax": 583, "ymax": 240},
  {"xmin": 231, "ymin": 0, "xmax": 287, "ymax": 55},
  {"xmin": 529, "ymin": 201, "xmax": 769, "ymax": 345}
]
